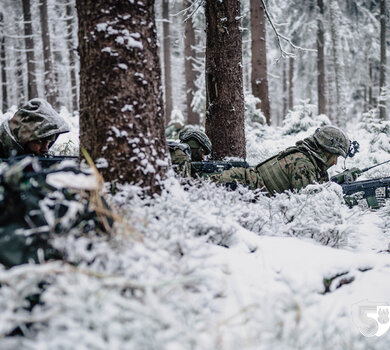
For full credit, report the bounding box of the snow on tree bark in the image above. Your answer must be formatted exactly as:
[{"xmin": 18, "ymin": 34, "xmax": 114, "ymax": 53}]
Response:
[
  {"xmin": 329, "ymin": 0, "xmax": 347, "ymax": 127},
  {"xmin": 379, "ymin": 0, "xmax": 386, "ymax": 120},
  {"xmin": 66, "ymin": 2, "xmax": 78, "ymax": 113},
  {"xmin": 0, "ymin": 12, "xmax": 7, "ymax": 111},
  {"xmin": 39, "ymin": 0, "xmax": 57, "ymax": 108},
  {"xmin": 22, "ymin": 0, "xmax": 38, "ymax": 100},
  {"xmin": 76, "ymin": 0, "xmax": 169, "ymax": 193},
  {"xmin": 288, "ymin": 56, "xmax": 294, "ymax": 110},
  {"xmin": 250, "ymin": 0, "xmax": 270, "ymax": 125},
  {"xmin": 162, "ymin": 0, "xmax": 172, "ymax": 124},
  {"xmin": 205, "ymin": 0, "xmax": 246, "ymax": 160},
  {"xmin": 184, "ymin": 0, "xmax": 199, "ymax": 125},
  {"xmin": 316, "ymin": 0, "xmax": 326, "ymax": 116}
]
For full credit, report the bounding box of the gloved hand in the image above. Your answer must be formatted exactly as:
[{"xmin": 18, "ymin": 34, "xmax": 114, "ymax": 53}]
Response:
[{"xmin": 331, "ymin": 167, "xmax": 362, "ymax": 184}]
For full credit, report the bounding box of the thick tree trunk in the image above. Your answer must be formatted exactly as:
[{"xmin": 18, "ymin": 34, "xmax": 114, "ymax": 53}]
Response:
[
  {"xmin": 205, "ymin": 0, "xmax": 246, "ymax": 160},
  {"xmin": 66, "ymin": 2, "xmax": 78, "ymax": 112},
  {"xmin": 184, "ymin": 0, "xmax": 199, "ymax": 125},
  {"xmin": 317, "ymin": 0, "xmax": 326, "ymax": 115},
  {"xmin": 162, "ymin": 0, "xmax": 172, "ymax": 124},
  {"xmin": 40, "ymin": 0, "xmax": 57, "ymax": 107},
  {"xmin": 76, "ymin": 0, "xmax": 168, "ymax": 192},
  {"xmin": 66, "ymin": 2, "xmax": 78, "ymax": 113},
  {"xmin": 250, "ymin": 0, "xmax": 270, "ymax": 124},
  {"xmin": 0, "ymin": 13, "xmax": 7, "ymax": 111},
  {"xmin": 379, "ymin": 0, "xmax": 386, "ymax": 119},
  {"xmin": 22, "ymin": 0, "xmax": 38, "ymax": 99},
  {"xmin": 288, "ymin": 56, "xmax": 294, "ymax": 110}
]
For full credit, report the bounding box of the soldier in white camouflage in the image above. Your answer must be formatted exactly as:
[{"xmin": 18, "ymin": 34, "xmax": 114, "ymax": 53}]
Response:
[
  {"xmin": 169, "ymin": 126, "xmax": 212, "ymax": 177},
  {"xmin": 0, "ymin": 98, "xmax": 70, "ymax": 158},
  {"xmin": 212, "ymin": 126, "xmax": 350, "ymax": 194}
]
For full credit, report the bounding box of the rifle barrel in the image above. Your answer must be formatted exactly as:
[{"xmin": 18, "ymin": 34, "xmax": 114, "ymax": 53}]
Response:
[{"xmin": 361, "ymin": 159, "xmax": 390, "ymax": 173}]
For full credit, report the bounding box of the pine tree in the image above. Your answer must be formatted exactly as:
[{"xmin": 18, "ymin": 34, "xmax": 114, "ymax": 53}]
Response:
[
  {"xmin": 317, "ymin": 0, "xmax": 326, "ymax": 115},
  {"xmin": 0, "ymin": 12, "xmax": 7, "ymax": 111},
  {"xmin": 39, "ymin": 0, "xmax": 57, "ymax": 107},
  {"xmin": 22, "ymin": 0, "xmax": 38, "ymax": 99},
  {"xmin": 184, "ymin": 0, "xmax": 199, "ymax": 125},
  {"xmin": 205, "ymin": 0, "xmax": 246, "ymax": 160},
  {"xmin": 162, "ymin": 0, "xmax": 172, "ymax": 124},
  {"xmin": 250, "ymin": 0, "xmax": 270, "ymax": 124},
  {"xmin": 379, "ymin": 0, "xmax": 386, "ymax": 119},
  {"xmin": 76, "ymin": 0, "xmax": 169, "ymax": 192}
]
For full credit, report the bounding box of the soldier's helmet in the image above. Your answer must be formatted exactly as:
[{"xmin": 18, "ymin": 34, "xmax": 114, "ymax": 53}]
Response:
[
  {"xmin": 9, "ymin": 98, "xmax": 70, "ymax": 145},
  {"xmin": 166, "ymin": 121, "xmax": 183, "ymax": 140},
  {"xmin": 179, "ymin": 126, "xmax": 212, "ymax": 156},
  {"xmin": 313, "ymin": 125, "xmax": 350, "ymax": 158}
]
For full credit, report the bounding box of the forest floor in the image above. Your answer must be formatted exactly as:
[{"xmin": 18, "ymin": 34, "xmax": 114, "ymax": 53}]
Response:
[{"xmin": 1, "ymin": 102, "xmax": 390, "ymax": 349}]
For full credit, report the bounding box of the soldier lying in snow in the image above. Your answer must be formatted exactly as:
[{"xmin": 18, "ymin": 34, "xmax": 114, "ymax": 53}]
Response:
[
  {"xmin": 168, "ymin": 126, "xmax": 212, "ymax": 177},
  {"xmin": 0, "ymin": 98, "xmax": 70, "ymax": 158},
  {"xmin": 211, "ymin": 126, "xmax": 352, "ymax": 194}
]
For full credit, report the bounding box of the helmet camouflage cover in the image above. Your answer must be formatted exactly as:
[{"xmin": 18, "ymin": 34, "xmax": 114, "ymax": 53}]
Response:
[
  {"xmin": 313, "ymin": 126, "xmax": 350, "ymax": 158},
  {"xmin": 9, "ymin": 98, "xmax": 70, "ymax": 145},
  {"xmin": 179, "ymin": 126, "xmax": 212, "ymax": 155}
]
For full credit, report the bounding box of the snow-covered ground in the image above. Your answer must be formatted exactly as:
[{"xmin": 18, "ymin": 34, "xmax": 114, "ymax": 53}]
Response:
[{"xmin": 1, "ymin": 101, "xmax": 390, "ymax": 349}]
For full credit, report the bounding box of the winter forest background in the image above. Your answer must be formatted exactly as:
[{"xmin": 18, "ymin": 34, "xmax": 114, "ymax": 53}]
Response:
[
  {"xmin": 0, "ymin": 0, "xmax": 387, "ymax": 128},
  {"xmin": 1, "ymin": 0, "xmax": 390, "ymax": 349}
]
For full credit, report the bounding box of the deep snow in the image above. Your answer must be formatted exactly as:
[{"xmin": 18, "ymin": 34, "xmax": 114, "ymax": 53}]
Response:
[{"xmin": 1, "ymin": 101, "xmax": 390, "ymax": 349}]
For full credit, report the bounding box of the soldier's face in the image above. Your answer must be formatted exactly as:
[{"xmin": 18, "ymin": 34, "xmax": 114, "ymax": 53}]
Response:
[
  {"xmin": 25, "ymin": 139, "xmax": 51, "ymax": 155},
  {"xmin": 327, "ymin": 154, "xmax": 339, "ymax": 167}
]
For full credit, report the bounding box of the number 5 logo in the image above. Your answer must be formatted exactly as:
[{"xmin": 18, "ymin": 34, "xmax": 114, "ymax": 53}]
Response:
[{"xmin": 351, "ymin": 299, "xmax": 390, "ymax": 337}]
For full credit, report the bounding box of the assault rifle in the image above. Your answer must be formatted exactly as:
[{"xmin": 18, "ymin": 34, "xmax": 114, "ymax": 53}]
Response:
[
  {"xmin": 331, "ymin": 159, "xmax": 390, "ymax": 208},
  {"xmin": 190, "ymin": 160, "xmax": 249, "ymax": 177},
  {"xmin": 0, "ymin": 154, "xmax": 78, "ymax": 168},
  {"xmin": 339, "ymin": 177, "xmax": 390, "ymax": 209}
]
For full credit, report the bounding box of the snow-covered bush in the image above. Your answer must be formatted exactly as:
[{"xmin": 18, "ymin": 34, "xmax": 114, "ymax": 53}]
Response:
[
  {"xmin": 245, "ymin": 93, "xmax": 266, "ymax": 125},
  {"xmin": 282, "ymin": 100, "xmax": 331, "ymax": 135},
  {"xmin": 49, "ymin": 108, "xmax": 79, "ymax": 156},
  {"xmin": 358, "ymin": 109, "xmax": 390, "ymax": 164}
]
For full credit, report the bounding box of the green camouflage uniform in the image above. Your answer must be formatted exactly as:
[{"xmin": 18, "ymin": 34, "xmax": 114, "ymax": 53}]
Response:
[
  {"xmin": 0, "ymin": 98, "xmax": 70, "ymax": 158},
  {"xmin": 169, "ymin": 142, "xmax": 192, "ymax": 177},
  {"xmin": 213, "ymin": 135, "xmax": 333, "ymax": 194},
  {"xmin": 169, "ymin": 127, "xmax": 212, "ymax": 177}
]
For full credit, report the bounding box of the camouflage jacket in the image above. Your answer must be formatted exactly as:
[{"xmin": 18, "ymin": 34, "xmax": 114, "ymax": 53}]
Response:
[
  {"xmin": 168, "ymin": 141, "xmax": 191, "ymax": 177},
  {"xmin": 0, "ymin": 99, "xmax": 69, "ymax": 158},
  {"xmin": 256, "ymin": 136, "xmax": 330, "ymax": 194}
]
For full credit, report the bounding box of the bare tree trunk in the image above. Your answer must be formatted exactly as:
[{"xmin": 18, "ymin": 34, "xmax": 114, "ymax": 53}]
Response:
[
  {"xmin": 379, "ymin": 0, "xmax": 387, "ymax": 119},
  {"xmin": 16, "ymin": 42, "xmax": 25, "ymax": 105},
  {"xmin": 282, "ymin": 59, "xmax": 287, "ymax": 116},
  {"xmin": 205, "ymin": 0, "xmax": 245, "ymax": 160},
  {"xmin": 369, "ymin": 60, "xmax": 373, "ymax": 108},
  {"xmin": 184, "ymin": 0, "xmax": 199, "ymax": 125},
  {"xmin": 329, "ymin": 0, "xmax": 347, "ymax": 126},
  {"xmin": 288, "ymin": 56, "xmax": 294, "ymax": 110},
  {"xmin": 76, "ymin": 0, "xmax": 168, "ymax": 192},
  {"xmin": 250, "ymin": 0, "xmax": 270, "ymax": 125},
  {"xmin": 317, "ymin": 0, "xmax": 326, "ymax": 115},
  {"xmin": 0, "ymin": 13, "xmax": 7, "ymax": 111},
  {"xmin": 40, "ymin": 0, "xmax": 57, "ymax": 107},
  {"xmin": 66, "ymin": 2, "xmax": 78, "ymax": 112},
  {"xmin": 162, "ymin": 0, "xmax": 172, "ymax": 124},
  {"xmin": 22, "ymin": 0, "xmax": 38, "ymax": 99}
]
